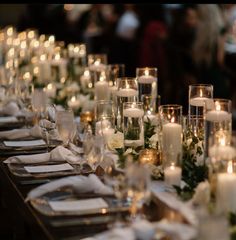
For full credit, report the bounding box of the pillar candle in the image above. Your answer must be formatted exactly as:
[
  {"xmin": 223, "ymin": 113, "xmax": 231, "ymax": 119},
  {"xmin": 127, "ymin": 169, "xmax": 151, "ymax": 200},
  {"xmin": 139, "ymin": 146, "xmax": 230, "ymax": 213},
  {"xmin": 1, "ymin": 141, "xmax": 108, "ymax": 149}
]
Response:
[
  {"xmin": 94, "ymin": 80, "xmax": 110, "ymax": 101},
  {"xmin": 162, "ymin": 122, "xmax": 182, "ymax": 162},
  {"xmin": 164, "ymin": 165, "xmax": 182, "ymax": 187}
]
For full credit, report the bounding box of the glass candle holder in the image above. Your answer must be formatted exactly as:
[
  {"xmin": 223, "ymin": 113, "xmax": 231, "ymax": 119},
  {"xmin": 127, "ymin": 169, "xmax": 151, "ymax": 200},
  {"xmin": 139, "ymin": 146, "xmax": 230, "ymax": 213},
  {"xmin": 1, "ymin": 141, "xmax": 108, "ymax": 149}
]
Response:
[
  {"xmin": 205, "ymin": 99, "xmax": 232, "ymax": 161},
  {"xmin": 108, "ymin": 64, "xmax": 125, "ymax": 105},
  {"xmin": 142, "ymin": 94, "xmax": 158, "ymax": 125},
  {"xmin": 188, "ymin": 84, "xmax": 213, "ymax": 117},
  {"xmin": 95, "ymin": 100, "xmax": 115, "ymax": 139},
  {"xmin": 94, "ymin": 70, "xmax": 110, "ymax": 101},
  {"xmin": 51, "ymin": 52, "xmax": 68, "ymax": 83},
  {"xmin": 164, "ymin": 162, "xmax": 182, "ymax": 188},
  {"xmin": 80, "ymin": 68, "xmax": 92, "ymax": 91},
  {"xmin": 88, "ymin": 54, "xmax": 107, "ymax": 88},
  {"xmin": 159, "ymin": 104, "xmax": 183, "ymax": 166},
  {"xmin": 67, "ymin": 43, "xmax": 87, "ymax": 81},
  {"xmin": 116, "ymin": 77, "xmax": 138, "ymax": 131},
  {"xmin": 216, "ymin": 160, "xmax": 236, "ymax": 214},
  {"xmin": 123, "ymin": 102, "xmax": 144, "ymax": 151},
  {"xmin": 136, "ymin": 67, "xmax": 158, "ymax": 101}
]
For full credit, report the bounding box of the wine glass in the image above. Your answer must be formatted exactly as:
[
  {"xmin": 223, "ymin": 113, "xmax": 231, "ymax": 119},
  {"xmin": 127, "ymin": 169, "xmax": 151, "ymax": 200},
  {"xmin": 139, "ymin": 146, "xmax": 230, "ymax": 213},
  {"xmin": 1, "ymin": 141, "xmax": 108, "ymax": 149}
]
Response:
[
  {"xmin": 125, "ymin": 161, "xmax": 151, "ymax": 222},
  {"xmin": 31, "ymin": 88, "xmax": 47, "ymax": 125},
  {"xmin": 55, "ymin": 109, "xmax": 75, "ymax": 147}
]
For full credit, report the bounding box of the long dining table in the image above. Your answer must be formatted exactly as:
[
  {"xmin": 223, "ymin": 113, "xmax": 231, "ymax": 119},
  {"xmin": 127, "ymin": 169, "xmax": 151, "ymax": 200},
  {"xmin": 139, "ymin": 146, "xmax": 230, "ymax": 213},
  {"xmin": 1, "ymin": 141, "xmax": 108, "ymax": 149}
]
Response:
[{"xmin": 0, "ymin": 152, "xmax": 188, "ymax": 240}]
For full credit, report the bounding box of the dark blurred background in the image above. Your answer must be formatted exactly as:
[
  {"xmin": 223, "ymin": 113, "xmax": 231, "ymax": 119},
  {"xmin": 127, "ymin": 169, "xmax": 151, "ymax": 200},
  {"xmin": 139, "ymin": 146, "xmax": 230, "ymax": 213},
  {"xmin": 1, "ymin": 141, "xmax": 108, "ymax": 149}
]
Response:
[{"xmin": 1, "ymin": 3, "xmax": 236, "ymax": 117}]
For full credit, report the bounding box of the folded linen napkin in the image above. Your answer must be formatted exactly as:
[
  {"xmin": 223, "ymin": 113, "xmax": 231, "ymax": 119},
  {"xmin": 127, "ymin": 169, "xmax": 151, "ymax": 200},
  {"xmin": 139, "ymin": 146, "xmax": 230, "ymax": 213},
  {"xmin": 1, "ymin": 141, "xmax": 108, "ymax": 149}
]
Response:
[
  {"xmin": 0, "ymin": 125, "xmax": 43, "ymax": 140},
  {"xmin": 25, "ymin": 174, "xmax": 113, "ymax": 201},
  {"xmin": 4, "ymin": 145, "xmax": 81, "ymax": 164},
  {"xmin": 0, "ymin": 101, "xmax": 20, "ymax": 116}
]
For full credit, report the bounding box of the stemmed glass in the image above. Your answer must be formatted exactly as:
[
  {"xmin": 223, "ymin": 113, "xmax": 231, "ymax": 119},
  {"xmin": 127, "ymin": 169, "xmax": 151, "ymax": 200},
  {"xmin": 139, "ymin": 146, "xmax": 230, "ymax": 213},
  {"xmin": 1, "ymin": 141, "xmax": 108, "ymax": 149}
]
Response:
[
  {"xmin": 55, "ymin": 109, "xmax": 76, "ymax": 147},
  {"xmin": 31, "ymin": 88, "xmax": 47, "ymax": 125},
  {"xmin": 125, "ymin": 161, "xmax": 151, "ymax": 222}
]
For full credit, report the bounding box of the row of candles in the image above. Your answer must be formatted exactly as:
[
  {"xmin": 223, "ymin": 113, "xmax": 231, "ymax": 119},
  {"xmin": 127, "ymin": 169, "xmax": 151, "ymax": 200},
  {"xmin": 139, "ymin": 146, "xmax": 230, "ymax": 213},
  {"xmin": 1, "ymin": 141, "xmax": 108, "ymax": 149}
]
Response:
[{"xmin": 0, "ymin": 26, "xmax": 235, "ymax": 215}]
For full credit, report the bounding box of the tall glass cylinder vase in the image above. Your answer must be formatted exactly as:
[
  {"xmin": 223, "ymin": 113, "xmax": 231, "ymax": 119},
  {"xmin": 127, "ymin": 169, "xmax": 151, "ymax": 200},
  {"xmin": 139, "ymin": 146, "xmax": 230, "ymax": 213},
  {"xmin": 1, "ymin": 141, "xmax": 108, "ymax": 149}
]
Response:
[
  {"xmin": 107, "ymin": 64, "xmax": 125, "ymax": 105},
  {"xmin": 123, "ymin": 102, "xmax": 144, "ymax": 151},
  {"xmin": 88, "ymin": 54, "xmax": 107, "ymax": 88},
  {"xmin": 116, "ymin": 77, "xmax": 138, "ymax": 131},
  {"xmin": 159, "ymin": 104, "xmax": 183, "ymax": 167},
  {"xmin": 67, "ymin": 43, "xmax": 87, "ymax": 82},
  {"xmin": 188, "ymin": 84, "xmax": 213, "ymax": 117},
  {"xmin": 136, "ymin": 67, "xmax": 157, "ymax": 101},
  {"xmin": 94, "ymin": 70, "xmax": 110, "ymax": 101},
  {"xmin": 205, "ymin": 99, "xmax": 233, "ymax": 163}
]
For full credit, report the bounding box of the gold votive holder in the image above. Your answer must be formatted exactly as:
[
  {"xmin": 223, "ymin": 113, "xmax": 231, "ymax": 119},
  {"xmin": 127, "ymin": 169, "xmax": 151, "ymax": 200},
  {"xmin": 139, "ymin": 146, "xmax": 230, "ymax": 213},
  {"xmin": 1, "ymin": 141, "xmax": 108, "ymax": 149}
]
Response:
[
  {"xmin": 139, "ymin": 148, "xmax": 162, "ymax": 166},
  {"xmin": 80, "ymin": 111, "xmax": 94, "ymax": 123}
]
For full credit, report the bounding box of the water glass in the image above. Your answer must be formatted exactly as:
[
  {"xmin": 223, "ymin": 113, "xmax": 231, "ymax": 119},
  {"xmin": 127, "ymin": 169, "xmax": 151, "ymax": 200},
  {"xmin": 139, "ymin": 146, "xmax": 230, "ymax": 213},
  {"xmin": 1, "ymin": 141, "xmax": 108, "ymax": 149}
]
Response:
[{"xmin": 56, "ymin": 109, "xmax": 75, "ymax": 146}]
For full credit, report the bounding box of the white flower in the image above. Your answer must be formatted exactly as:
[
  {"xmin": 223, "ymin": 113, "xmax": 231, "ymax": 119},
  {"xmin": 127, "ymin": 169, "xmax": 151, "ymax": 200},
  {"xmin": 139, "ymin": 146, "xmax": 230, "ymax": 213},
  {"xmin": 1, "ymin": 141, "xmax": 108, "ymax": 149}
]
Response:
[
  {"xmin": 123, "ymin": 147, "xmax": 133, "ymax": 156},
  {"xmin": 192, "ymin": 181, "xmax": 210, "ymax": 206},
  {"xmin": 149, "ymin": 133, "xmax": 159, "ymax": 149},
  {"xmin": 107, "ymin": 131, "xmax": 124, "ymax": 151},
  {"xmin": 186, "ymin": 138, "xmax": 204, "ymax": 165},
  {"xmin": 65, "ymin": 82, "xmax": 80, "ymax": 93}
]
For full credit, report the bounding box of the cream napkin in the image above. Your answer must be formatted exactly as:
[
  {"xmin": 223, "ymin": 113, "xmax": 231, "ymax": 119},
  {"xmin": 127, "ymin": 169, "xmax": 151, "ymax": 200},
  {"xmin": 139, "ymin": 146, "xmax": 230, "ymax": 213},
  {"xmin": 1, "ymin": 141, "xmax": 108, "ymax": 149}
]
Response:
[
  {"xmin": 150, "ymin": 181, "xmax": 198, "ymax": 226},
  {"xmin": 0, "ymin": 101, "xmax": 20, "ymax": 116},
  {"xmin": 4, "ymin": 145, "xmax": 81, "ymax": 164},
  {"xmin": 0, "ymin": 125, "xmax": 43, "ymax": 140},
  {"xmin": 25, "ymin": 174, "xmax": 113, "ymax": 201}
]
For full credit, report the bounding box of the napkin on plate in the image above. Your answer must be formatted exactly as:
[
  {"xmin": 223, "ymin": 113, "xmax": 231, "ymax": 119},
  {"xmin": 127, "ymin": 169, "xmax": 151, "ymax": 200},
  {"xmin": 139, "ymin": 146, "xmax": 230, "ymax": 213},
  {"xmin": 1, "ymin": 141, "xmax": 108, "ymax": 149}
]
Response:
[
  {"xmin": 0, "ymin": 101, "xmax": 20, "ymax": 116},
  {"xmin": 25, "ymin": 173, "xmax": 113, "ymax": 201},
  {"xmin": 0, "ymin": 125, "xmax": 43, "ymax": 140},
  {"xmin": 4, "ymin": 145, "xmax": 81, "ymax": 164}
]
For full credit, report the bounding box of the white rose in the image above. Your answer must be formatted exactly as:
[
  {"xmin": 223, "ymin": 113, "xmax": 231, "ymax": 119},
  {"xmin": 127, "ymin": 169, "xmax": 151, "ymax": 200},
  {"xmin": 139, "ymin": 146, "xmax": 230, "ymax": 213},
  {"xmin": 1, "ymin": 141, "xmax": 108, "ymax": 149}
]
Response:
[
  {"xmin": 186, "ymin": 138, "xmax": 204, "ymax": 165},
  {"xmin": 192, "ymin": 181, "xmax": 210, "ymax": 206},
  {"xmin": 149, "ymin": 133, "xmax": 159, "ymax": 149},
  {"xmin": 107, "ymin": 131, "xmax": 124, "ymax": 151}
]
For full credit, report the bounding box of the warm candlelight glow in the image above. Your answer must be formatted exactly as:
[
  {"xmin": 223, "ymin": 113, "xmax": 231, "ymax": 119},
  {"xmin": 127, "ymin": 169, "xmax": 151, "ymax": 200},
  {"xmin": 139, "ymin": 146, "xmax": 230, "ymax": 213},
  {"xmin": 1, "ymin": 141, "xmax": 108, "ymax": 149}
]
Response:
[
  {"xmin": 27, "ymin": 30, "xmax": 35, "ymax": 39},
  {"xmin": 47, "ymin": 83, "xmax": 53, "ymax": 90},
  {"xmin": 99, "ymin": 71, "xmax": 106, "ymax": 81},
  {"xmin": 55, "ymin": 53, "xmax": 60, "ymax": 61},
  {"xmin": 171, "ymin": 117, "xmax": 175, "ymax": 123},
  {"xmin": 216, "ymin": 101, "xmax": 221, "ymax": 111},
  {"xmin": 71, "ymin": 96, "xmax": 76, "ymax": 102},
  {"xmin": 40, "ymin": 54, "xmax": 46, "ymax": 61},
  {"xmin": 48, "ymin": 35, "xmax": 55, "ymax": 43},
  {"xmin": 7, "ymin": 27, "xmax": 13, "ymax": 37},
  {"xmin": 220, "ymin": 137, "xmax": 226, "ymax": 146},
  {"xmin": 95, "ymin": 59, "xmax": 101, "ymax": 65},
  {"xmin": 84, "ymin": 70, "xmax": 90, "ymax": 77},
  {"xmin": 20, "ymin": 41, "xmax": 27, "ymax": 49},
  {"xmin": 227, "ymin": 161, "xmax": 233, "ymax": 174},
  {"xmin": 144, "ymin": 69, "xmax": 149, "ymax": 76},
  {"xmin": 6, "ymin": 38, "xmax": 13, "ymax": 46},
  {"xmin": 200, "ymin": 89, "xmax": 203, "ymax": 97}
]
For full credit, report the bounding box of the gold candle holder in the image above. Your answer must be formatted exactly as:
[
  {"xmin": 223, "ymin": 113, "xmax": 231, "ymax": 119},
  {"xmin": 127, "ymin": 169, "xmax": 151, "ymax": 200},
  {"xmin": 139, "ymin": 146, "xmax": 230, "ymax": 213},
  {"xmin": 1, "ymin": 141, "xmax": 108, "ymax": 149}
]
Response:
[
  {"xmin": 139, "ymin": 148, "xmax": 162, "ymax": 166},
  {"xmin": 80, "ymin": 111, "xmax": 94, "ymax": 123}
]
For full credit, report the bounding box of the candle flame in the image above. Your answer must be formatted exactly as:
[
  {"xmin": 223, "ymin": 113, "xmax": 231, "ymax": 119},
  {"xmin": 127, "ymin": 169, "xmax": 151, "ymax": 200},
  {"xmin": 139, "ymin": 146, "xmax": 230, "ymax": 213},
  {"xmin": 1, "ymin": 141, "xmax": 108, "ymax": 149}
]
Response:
[
  {"xmin": 7, "ymin": 27, "xmax": 13, "ymax": 37},
  {"xmin": 220, "ymin": 137, "xmax": 226, "ymax": 146},
  {"xmin": 40, "ymin": 54, "xmax": 46, "ymax": 61},
  {"xmin": 55, "ymin": 53, "xmax": 60, "ymax": 60},
  {"xmin": 48, "ymin": 35, "xmax": 55, "ymax": 43},
  {"xmin": 170, "ymin": 163, "xmax": 175, "ymax": 170},
  {"xmin": 27, "ymin": 30, "xmax": 35, "ymax": 39},
  {"xmin": 200, "ymin": 89, "xmax": 203, "ymax": 97},
  {"xmin": 95, "ymin": 59, "xmax": 101, "ymax": 65},
  {"xmin": 227, "ymin": 160, "xmax": 233, "ymax": 174},
  {"xmin": 71, "ymin": 96, "xmax": 76, "ymax": 102},
  {"xmin": 144, "ymin": 69, "xmax": 149, "ymax": 76},
  {"xmin": 84, "ymin": 70, "xmax": 90, "ymax": 77},
  {"xmin": 47, "ymin": 83, "xmax": 53, "ymax": 90},
  {"xmin": 171, "ymin": 117, "xmax": 175, "ymax": 123},
  {"xmin": 216, "ymin": 101, "xmax": 221, "ymax": 111}
]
